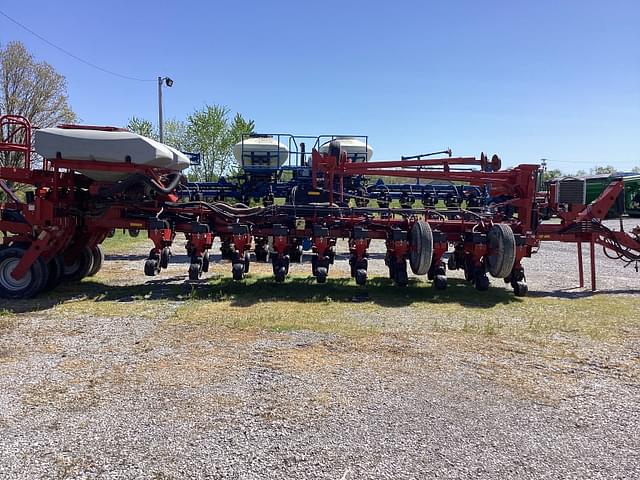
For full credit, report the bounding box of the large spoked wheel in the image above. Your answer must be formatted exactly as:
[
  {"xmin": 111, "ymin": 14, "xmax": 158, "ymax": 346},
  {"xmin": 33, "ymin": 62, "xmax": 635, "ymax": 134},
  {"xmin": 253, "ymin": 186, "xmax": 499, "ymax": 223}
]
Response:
[
  {"xmin": 88, "ymin": 245, "xmax": 105, "ymax": 277},
  {"xmin": 62, "ymin": 246, "xmax": 95, "ymax": 281},
  {"xmin": 486, "ymin": 224, "xmax": 516, "ymax": 278},
  {"xmin": 409, "ymin": 221, "xmax": 433, "ymax": 275},
  {"xmin": 0, "ymin": 247, "xmax": 48, "ymax": 299}
]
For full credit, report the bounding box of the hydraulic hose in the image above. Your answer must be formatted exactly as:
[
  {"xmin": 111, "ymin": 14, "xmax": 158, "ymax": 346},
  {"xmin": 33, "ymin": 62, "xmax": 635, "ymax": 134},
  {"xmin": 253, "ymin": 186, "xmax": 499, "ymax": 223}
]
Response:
[{"xmin": 105, "ymin": 172, "xmax": 183, "ymax": 197}]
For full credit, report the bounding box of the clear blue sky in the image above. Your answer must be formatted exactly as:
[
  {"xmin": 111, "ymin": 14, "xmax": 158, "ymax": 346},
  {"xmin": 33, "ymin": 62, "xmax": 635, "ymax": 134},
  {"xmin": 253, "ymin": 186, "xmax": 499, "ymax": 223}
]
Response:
[{"xmin": 1, "ymin": 0, "xmax": 638, "ymax": 171}]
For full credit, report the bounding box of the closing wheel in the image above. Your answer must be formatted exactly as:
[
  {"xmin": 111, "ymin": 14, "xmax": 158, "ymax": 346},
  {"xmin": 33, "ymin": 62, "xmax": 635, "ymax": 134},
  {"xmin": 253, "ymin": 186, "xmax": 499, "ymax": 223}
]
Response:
[
  {"xmin": 433, "ymin": 266, "xmax": 447, "ymax": 290},
  {"xmin": 352, "ymin": 257, "xmax": 368, "ymax": 278},
  {"xmin": 232, "ymin": 263, "xmax": 245, "ymax": 281},
  {"xmin": 160, "ymin": 247, "xmax": 171, "ymax": 270},
  {"xmin": 386, "ymin": 255, "xmax": 396, "ymax": 279},
  {"xmin": 316, "ymin": 266, "xmax": 328, "ymax": 284},
  {"xmin": 43, "ymin": 254, "xmax": 65, "ymax": 292},
  {"xmin": 474, "ymin": 272, "xmax": 490, "ymax": 291},
  {"xmin": 63, "ymin": 246, "xmax": 95, "ymax": 281},
  {"xmin": 394, "ymin": 260, "xmax": 408, "ymax": 287},
  {"xmin": 434, "ymin": 274, "xmax": 447, "ymax": 290},
  {"xmin": 274, "ymin": 266, "xmax": 287, "ymax": 283},
  {"xmin": 88, "ymin": 245, "xmax": 104, "ymax": 277},
  {"xmin": 220, "ymin": 242, "xmax": 233, "ymax": 260},
  {"xmin": 513, "ymin": 281, "xmax": 528, "ymax": 297},
  {"xmin": 145, "ymin": 259, "xmax": 160, "ymax": 276},
  {"xmin": 409, "ymin": 221, "xmax": 433, "ymax": 275},
  {"xmin": 0, "ymin": 247, "xmax": 48, "ymax": 299},
  {"xmin": 243, "ymin": 252, "xmax": 250, "ymax": 274},
  {"xmin": 188, "ymin": 262, "xmax": 202, "ymax": 280},
  {"xmin": 486, "ymin": 224, "xmax": 516, "ymax": 278},
  {"xmin": 464, "ymin": 259, "xmax": 475, "ymax": 282},
  {"xmin": 202, "ymin": 251, "xmax": 210, "ymax": 272},
  {"xmin": 355, "ymin": 269, "xmax": 367, "ymax": 286}
]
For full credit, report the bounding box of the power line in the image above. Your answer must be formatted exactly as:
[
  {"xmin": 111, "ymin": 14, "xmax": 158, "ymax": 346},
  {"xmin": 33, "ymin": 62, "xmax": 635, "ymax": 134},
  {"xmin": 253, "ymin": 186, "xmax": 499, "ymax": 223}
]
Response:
[{"xmin": 0, "ymin": 10, "xmax": 155, "ymax": 82}]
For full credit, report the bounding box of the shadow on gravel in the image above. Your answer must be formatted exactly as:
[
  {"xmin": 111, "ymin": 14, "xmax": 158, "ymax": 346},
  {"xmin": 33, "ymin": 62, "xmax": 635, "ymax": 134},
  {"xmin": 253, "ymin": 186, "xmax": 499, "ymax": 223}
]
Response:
[
  {"xmin": 5, "ymin": 274, "xmax": 521, "ymax": 314},
  {"xmin": 528, "ymin": 288, "xmax": 639, "ymax": 299}
]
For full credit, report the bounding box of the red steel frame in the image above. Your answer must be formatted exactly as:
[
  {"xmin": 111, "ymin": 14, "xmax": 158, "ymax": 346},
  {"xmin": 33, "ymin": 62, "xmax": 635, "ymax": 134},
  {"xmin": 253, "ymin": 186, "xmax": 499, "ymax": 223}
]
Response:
[{"xmin": 1, "ymin": 115, "xmax": 639, "ymax": 295}]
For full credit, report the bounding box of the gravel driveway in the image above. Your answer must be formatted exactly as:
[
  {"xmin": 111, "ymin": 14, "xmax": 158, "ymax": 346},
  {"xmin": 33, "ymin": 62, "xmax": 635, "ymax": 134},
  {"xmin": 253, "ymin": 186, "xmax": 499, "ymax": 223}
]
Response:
[{"xmin": 0, "ymin": 218, "xmax": 638, "ymax": 479}]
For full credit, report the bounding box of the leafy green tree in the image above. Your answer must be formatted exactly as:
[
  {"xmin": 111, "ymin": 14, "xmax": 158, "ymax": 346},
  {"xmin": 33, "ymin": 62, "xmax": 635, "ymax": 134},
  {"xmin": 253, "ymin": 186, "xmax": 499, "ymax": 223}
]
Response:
[
  {"xmin": 575, "ymin": 169, "xmax": 587, "ymax": 176},
  {"xmin": 126, "ymin": 105, "xmax": 254, "ymax": 181},
  {"xmin": 186, "ymin": 105, "xmax": 254, "ymax": 181},
  {"xmin": 543, "ymin": 168, "xmax": 563, "ymax": 182},
  {"xmin": 592, "ymin": 165, "xmax": 617, "ymax": 175},
  {"xmin": 0, "ymin": 41, "xmax": 76, "ymax": 168},
  {"xmin": 163, "ymin": 119, "xmax": 189, "ymax": 151},
  {"xmin": 126, "ymin": 116, "xmax": 155, "ymax": 138},
  {"xmin": 126, "ymin": 117, "xmax": 189, "ymax": 151}
]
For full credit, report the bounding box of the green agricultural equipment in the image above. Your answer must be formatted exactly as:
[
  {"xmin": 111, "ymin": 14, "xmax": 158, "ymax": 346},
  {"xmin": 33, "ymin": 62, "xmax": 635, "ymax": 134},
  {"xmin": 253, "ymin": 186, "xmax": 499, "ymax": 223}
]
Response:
[{"xmin": 583, "ymin": 174, "xmax": 640, "ymax": 217}]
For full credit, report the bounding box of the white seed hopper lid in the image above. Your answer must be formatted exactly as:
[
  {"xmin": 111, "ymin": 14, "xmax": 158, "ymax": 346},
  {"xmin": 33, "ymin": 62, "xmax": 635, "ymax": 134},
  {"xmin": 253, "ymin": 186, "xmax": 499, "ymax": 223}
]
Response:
[
  {"xmin": 233, "ymin": 136, "xmax": 290, "ymax": 167},
  {"xmin": 319, "ymin": 137, "xmax": 373, "ymax": 162},
  {"xmin": 34, "ymin": 127, "xmax": 191, "ymax": 172}
]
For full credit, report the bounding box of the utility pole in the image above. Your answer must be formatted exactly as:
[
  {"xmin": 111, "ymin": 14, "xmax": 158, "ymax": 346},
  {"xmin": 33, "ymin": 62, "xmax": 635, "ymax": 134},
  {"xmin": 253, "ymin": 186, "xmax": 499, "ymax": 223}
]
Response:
[{"xmin": 157, "ymin": 76, "xmax": 173, "ymax": 143}]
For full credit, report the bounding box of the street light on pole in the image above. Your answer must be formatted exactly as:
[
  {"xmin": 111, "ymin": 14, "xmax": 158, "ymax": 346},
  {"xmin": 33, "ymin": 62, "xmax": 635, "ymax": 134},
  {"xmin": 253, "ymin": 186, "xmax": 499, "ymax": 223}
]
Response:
[{"xmin": 157, "ymin": 76, "xmax": 173, "ymax": 143}]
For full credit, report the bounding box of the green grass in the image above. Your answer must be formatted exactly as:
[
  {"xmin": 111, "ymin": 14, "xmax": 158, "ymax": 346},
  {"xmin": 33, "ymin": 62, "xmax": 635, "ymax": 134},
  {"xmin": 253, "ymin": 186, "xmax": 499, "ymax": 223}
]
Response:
[
  {"xmin": 15, "ymin": 271, "xmax": 636, "ymax": 344},
  {"xmin": 101, "ymin": 230, "xmax": 152, "ymax": 254}
]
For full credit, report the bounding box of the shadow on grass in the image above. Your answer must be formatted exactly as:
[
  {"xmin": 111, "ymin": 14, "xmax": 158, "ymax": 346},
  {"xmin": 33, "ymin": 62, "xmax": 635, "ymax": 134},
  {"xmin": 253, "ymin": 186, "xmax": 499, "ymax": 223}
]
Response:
[
  {"xmin": 106, "ymin": 253, "xmax": 201, "ymax": 264},
  {"xmin": 4, "ymin": 274, "xmax": 523, "ymax": 314}
]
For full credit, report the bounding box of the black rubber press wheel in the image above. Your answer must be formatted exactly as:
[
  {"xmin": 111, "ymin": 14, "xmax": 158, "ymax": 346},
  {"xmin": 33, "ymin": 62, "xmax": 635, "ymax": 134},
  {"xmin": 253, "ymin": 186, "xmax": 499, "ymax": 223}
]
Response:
[
  {"xmin": 486, "ymin": 224, "xmax": 516, "ymax": 279},
  {"xmin": 409, "ymin": 221, "xmax": 433, "ymax": 275},
  {"xmin": 160, "ymin": 247, "xmax": 171, "ymax": 270},
  {"xmin": 88, "ymin": 245, "xmax": 105, "ymax": 277},
  {"xmin": 63, "ymin": 246, "xmax": 95, "ymax": 282},
  {"xmin": 43, "ymin": 254, "xmax": 65, "ymax": 292}
]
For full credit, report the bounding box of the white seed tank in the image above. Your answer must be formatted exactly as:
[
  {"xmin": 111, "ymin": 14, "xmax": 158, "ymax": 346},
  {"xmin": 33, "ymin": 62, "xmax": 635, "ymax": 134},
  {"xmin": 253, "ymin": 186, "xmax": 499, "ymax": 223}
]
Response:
[
  {"xmin": 319, "ymin": 137, "xmax": 373, "ymax": 162},
  {"xmin": 34, "ymin": 126, "xmax": 191, "ymax": 181},
  {"xmin": 233, "ymin": 135, "xmax": 289, "ymax": 170}
]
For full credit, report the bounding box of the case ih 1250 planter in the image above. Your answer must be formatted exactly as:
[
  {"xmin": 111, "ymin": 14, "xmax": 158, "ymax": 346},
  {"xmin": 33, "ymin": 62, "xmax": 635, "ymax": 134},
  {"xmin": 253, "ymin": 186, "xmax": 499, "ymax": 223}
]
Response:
[{"xmin": 1, "ymin": 114, "xmax": 639, "ymax": 299}]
